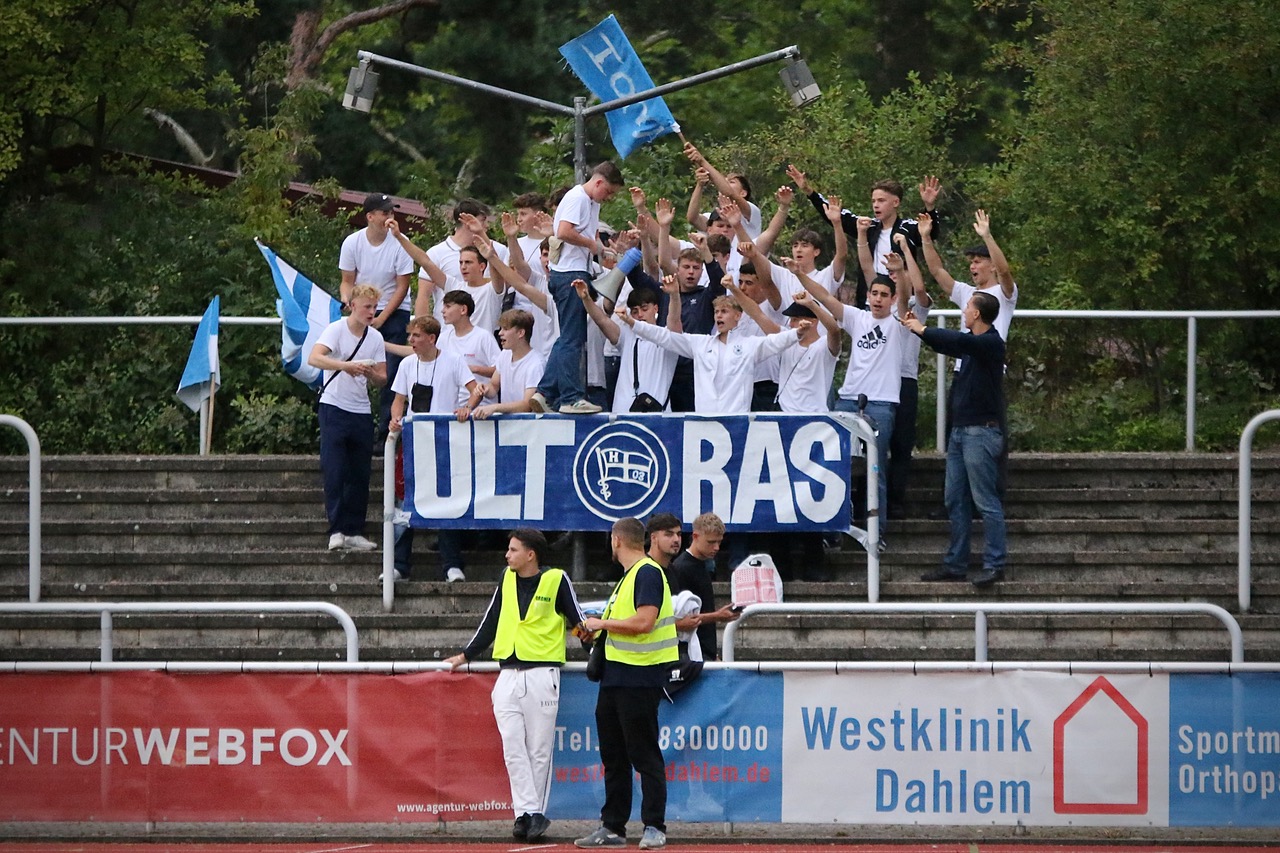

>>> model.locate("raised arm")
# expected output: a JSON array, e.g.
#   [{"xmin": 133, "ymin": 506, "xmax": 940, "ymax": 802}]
[
  {"xmin": 472, "ymin": 232, "xmax": 522, "ymax": 298},
  {"xmin": 753, "ymin": 185, "xmax": 793, "ymax": 256},
  {"xmin": 654, "ymin": 197, "xmax": 679, "ymax": 275},
  {"xmin": 793, "ymin": 289, "xmax": 842, "ymax": 357},
  {"xmin": 824, "ymin": 195, "xmax": 849, "ymax": 282},
  {"xmin": 684, "ymin": 141, "xmax": 751, "ymax": 220},
  {"xmin": 786, "ymin": 257, "xmax": 845, "ymax": 323},
  {"xmin": 973, "ymin": 209, "xmax": 1015, "ymax": 299},
  {"xmin": 853, "ymin": 215, "xmax": 876, "ymax": 285},
  {"xmin": 917, "ymin": 211, "xmax": 956, "ymax": 298},
  {"xmin": 661, "ymin": 274, "xmax": 683, "ymax": 334},
  {"xmin": 895, "ymin": 232, "xmax": 930, "ymax": 309},
  {"xmin": 738, "ymin": 241, "xmax": 781, "ymax": 309},
  {"xmin": 885, "ymin": 250, "xmax": 911, "ymax": 321},
  {"xmin": 686, "ymin": 168, "xmax": 710, "ymax": 231},
  {"xmin": 500, "ymin": 211, "xmax": 531, "ymax": 281},
  {"xmin": 574, "ymin": 277, "xmax": 621, "ymax": 346},
  {"xmin": 724, "ymin": 274, "xmax": 781, "ymax": 334}
]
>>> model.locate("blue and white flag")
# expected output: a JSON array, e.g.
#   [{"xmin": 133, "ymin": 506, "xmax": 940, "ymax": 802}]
[
  {"xmin": 560, "ymin": 15, "xmax": 680, "ymax": 158},
  {"xmin": 175, "ymin": 296, "xmax": 220, "ymax": 412},
  {"xmin": 256, "ymin": 239, "xmax": 343, "ymax": 389}
]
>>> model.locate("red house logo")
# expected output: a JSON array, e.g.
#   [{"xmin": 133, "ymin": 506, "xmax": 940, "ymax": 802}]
[{"xmin": 1053, "ymin": 676, "xmax": 1148, "ymax": 814}]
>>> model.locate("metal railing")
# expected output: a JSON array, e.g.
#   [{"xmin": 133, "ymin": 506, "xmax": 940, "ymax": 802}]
[
  {"xmin": 721, "ymin": 602, "xmax": 1245, "ymax": 664},
  {"xmin": 0, "ymin": 415, "xmax": 41, "ymax": 603},
  {"xmin": 1238, "ymin": 409, "xmax": 1280, "ymax": 613},
  {"xmin": 0, "ymin": 601, "xmax": 360, "ymax": 663},
  {"xmin": 928, "ymin": 308, "xmax": 1280, "ymax": 451},
  {"xmin": 4, "ymin": 308, "xmax": 1278, "ymax": 452}
]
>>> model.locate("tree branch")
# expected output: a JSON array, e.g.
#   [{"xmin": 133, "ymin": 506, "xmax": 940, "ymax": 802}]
[
  {"xmin": 286, "ymin": 0, "xmax": 440, "ymax": 90},
  {"xmin": 143, "ymin": 109, "xmax": 216, "ymax": 165}
]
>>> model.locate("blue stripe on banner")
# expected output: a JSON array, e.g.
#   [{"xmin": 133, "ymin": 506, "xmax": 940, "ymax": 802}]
[
  {"xmin": 403, "ymin": 413, "xmax": 856, "ymax": 532},
  {"xmin": 551, "ymin": 670, "xmax": 784, "ymax": 822},
  {"xmin": 559, "ymin": 15, "xmax": 678, "ymax": 158},
  {"xmin": 257, "ymin": 240, "xmax": 342, "ymax": 389}
]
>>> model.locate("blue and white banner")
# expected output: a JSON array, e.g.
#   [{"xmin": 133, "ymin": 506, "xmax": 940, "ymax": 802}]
[
  {"xmin": 559, "ymin": 15, "xmax": 680, "ymax": 158},
  {"xmin": 403, "ymin": 413, "xmax": 856, "ymax": 531},
  {"xmin": 175, "ymin": 296, "xmax": 220, "ymax": 412},
  {"xmin": 257, "ymin": 239, "xmax": 343, "ymax": 389}
]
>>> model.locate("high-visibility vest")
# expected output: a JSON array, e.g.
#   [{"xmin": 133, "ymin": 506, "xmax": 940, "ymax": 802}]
[
  {"xmin": 492, "ymin": 568, "xmax": 568, "ymax": 663},
  {"xmin": 603, "ymin": 557, "xmax": 678, "ymax": 665}
]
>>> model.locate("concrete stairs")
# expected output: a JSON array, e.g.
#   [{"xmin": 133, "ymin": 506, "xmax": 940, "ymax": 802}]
[{"xmin": 1, "ymin": 453, "xmax": 1277, "ymax": 664}]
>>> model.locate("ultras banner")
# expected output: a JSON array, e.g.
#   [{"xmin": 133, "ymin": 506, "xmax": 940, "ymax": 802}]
[{"xmin": 402, "ymin": 413, "xmax": 858, "ymax": 532}]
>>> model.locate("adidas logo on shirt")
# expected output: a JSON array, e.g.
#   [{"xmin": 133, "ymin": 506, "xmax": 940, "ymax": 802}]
[{"xmin": 855, "ymin": 325, "xmax": 888, "ymax": 351}]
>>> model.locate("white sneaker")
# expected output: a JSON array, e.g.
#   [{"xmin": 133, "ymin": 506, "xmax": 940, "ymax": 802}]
[
  {"xmin": 529, "ymin": 391, "xmax": 549, "ymax": 414},
  {"xmin": 445, "ymin": 567, "xmax": 466, "ymax": 583},
  {"xmin": 328, "ymin": 533, "xmax": 346, "ymax": 551},
  {"xmin": 344, "ymin": 535, "xmax": 377, "ymax": 551},
  {"xmin": 559, "ymin": 399, "xmax": 602, "ymax": 415}
]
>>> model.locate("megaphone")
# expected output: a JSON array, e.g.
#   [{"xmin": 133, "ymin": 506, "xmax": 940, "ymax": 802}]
[{"xmin": 592, "ymin": 248, "xmax": 643, "ymax": 304}]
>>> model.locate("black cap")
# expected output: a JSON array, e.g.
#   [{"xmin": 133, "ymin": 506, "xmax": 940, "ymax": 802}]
[
  {"xmin": 781, "ymin": 301, "xmax": 816, "ymax": 319},
  {"xmin": 362, "ymin": 193, "xmax": 397, "ymax": 213},
  {"xmin": 964, "ymin": 244, "xmax": 991, "ymax": 258}
]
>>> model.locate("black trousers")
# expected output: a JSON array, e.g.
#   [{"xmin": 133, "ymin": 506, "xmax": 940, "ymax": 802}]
[
  {"xmin": 887, "ymin": 377, "xmax": 919, "ymax": 512},
  {"xmin": 596, "ymin": 685, "xmax": 666, "ymax": 834}
]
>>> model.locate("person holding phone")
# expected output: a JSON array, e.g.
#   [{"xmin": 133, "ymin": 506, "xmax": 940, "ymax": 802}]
[{"xmin": 668, "ymin": 512, "xmax": 740, "ymax": 661}]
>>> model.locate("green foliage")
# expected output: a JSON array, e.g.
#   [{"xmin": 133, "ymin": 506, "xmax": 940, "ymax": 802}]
[{"xmin": 224, "ymin": 391, "xmax": 318, "ymax": 453}]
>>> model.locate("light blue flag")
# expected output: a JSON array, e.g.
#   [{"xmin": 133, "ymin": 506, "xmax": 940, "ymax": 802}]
[
  {"xmin": 175, "ymin": 296, "xmax": 220, "ymax": 412},
  {"xmin": 560, "ymin": 15, "xmax": 679, "ymax": 158},
  {"xmin": 256, "ymin": 239, "xmax": 343, "ymax": 389}
]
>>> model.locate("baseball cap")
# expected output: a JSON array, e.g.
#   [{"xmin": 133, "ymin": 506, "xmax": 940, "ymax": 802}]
[
  {"xmin": 781, "ymin": 302, "xmax": 816, "ymax": 319},
  {"xmin": 362, "ymin": 193, "xmax": 397, "ymax": 213}
]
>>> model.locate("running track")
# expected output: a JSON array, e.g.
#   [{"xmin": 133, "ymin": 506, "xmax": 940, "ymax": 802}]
[{"xmin": 0, "ymin": 843, "xmax": 1274, "ymax": 852}]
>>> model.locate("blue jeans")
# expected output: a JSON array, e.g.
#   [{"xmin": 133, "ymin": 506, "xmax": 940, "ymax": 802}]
[
  {"xmin": 537, "ymin": 269, "xmax": 590, "ymax": 407},
  {"xmin": 318, "ymin": 404, "xmax": 372, "ymax": 536},
  {"xmin": 943, "ymin": 425, "xmax": 1007, "ymax": 573},
  {"xmin": 834, "ymin": 397, "xmax": 895, "ymax": 531}
]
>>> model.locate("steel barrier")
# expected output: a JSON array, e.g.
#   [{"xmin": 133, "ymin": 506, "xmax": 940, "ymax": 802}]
[
  {"xmin": 721, "ymin": 601, "xmax": 1245, "ymax": 664},
  {"xmin": 1238, "ymin": 409, "xmax": 1280, "ymax": 613},
  {"xmin": 0, "ymin": 415, "xmax": 41, "ymax": 603},
  {"xmin": 0, "ymin": 601, "xmax": 360, "ymax": 663}
]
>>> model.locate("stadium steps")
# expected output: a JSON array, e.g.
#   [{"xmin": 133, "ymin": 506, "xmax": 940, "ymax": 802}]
[{"xmin": 0, "ymin": 452, "xmax": 1278, "ymax": 663}]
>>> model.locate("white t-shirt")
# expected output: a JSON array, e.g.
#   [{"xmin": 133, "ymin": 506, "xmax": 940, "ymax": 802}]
[
  {"xmin": 513, "ymin": 235, "xmax": 545, "ymax": 314},
  {"xmin": 894, "ymin": 297, "xmax": 931, "ymax": 380},
  {"xmin": 420, "ymin": 237, "xmax": 509, "ymax": 318},
  {"xmin": 494, "ymin": 349, "xmax": 545, "ymax": 407},
  {"xmin": 732, "ymin": 310, "xmax": 781, "ymax": 383},
  {"xmin": 836, "ymin": 308, "xmax": 904, "ymax": 404},
  {"xmin": 316, "ymin": 319, "xmax": 386, "ymax": 414},
  {"xmin": 632, "ymin": 323, "xmax": 800, "ymax": 414},
  {"xmin": 338, "ymin": 228, "xmax": 414, "ymax": 311},
  {"xmin": 613, "ymin": 323, "xmax": 679, "ymax": 413},
  {"xmin": 438, "ymin": 324, "xmax": 500, "ymax": 390},
  {"xmin": 390, "ymin": 349, "xmax": 475, "ymax": 413},
  {"xmin": 770, "ymin": 260, "xmax": 844, "ymax": 299},
  {"xmin": 776, "ymin": 337, "xmax": 838, "ymax": 413},
  {"xmin": 520, "ymin": 266, "xmax": 560, "ymax": 359},
  {"xmin": 551, "ymin": 184, "xmax": 599, "ymax": 272},
  {"xmin": 950, "ymin": 280, "xmax": 1018, "ymax": 342},
  {"xmin": 435, "ymin": 276, "xmax": 504, "ymax": 335}
]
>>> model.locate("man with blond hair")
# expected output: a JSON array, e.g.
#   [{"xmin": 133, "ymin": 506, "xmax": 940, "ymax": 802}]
[{"xmin": 668, "ymin": 512, "xmax": 738, "ymax": 661}]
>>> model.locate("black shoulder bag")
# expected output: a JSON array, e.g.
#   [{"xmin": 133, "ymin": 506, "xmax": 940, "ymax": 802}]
[
  {"xmin": 314, "ymin": 326, "xmax": 370, "ymax": 413},
  {"xmin": 628, "ymin": 335, "xmax": 667, "ymax": 413}
]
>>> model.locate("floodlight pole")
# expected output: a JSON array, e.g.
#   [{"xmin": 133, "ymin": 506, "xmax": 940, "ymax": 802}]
[{"xmin": 354, "ymin": 46, "xmax": 805, "ymax": 182}]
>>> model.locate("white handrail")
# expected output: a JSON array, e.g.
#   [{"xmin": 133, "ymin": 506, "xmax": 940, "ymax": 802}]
[
  {"xmin": 382, "ymin": 430, "xmax": 400, "ymax": 612},
  {"xmin": 720, "ymin": 601, "xmax": 1245, "ymax": 663},
  {"xmin": 1238, "ymin": 409, "xmax": 1280, "ymax": 613},
  {"xmin": 0, "ymin": 601, "xmax": 360, "ymax": 663},
  {"xmin": 0, "ymin": 415, "xmax": 41, "ymax": 602}
]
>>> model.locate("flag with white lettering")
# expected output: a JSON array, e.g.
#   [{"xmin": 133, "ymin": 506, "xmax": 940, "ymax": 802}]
[
  {"xmin": 559, "ymin": 15, "xmax": 679, "ymax": 158},
  {"xmin": 256, "ymin": 239, "xmax": 343, "ymax": 389}
]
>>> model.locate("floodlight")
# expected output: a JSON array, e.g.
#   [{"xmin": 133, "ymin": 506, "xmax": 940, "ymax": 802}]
[
  {"xmin": 780, "ymin": 57, "xmax": 821, "ymax": 108},
  {"xmin": 343, "ymin": 62, "xmax": 379, "ymax": 113}
]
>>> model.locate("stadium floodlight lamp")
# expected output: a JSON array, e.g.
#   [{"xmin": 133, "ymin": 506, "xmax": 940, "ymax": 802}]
[
  {"xmin": 343, "ymin": 61, "xmax": 379, "ymax": 113},
  {"xmin": 780, "ymin": 56, "xmax": 821, "ymax": 108}
]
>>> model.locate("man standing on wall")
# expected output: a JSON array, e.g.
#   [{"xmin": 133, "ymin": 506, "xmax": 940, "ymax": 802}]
[{"xmin": 576, "ymin": 517, "xmax": 679, "ymax": 850}]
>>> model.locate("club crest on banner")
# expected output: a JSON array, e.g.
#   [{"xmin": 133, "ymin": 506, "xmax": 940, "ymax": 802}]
[{"xmin": 573, "ymin": 421, "xmax": 670, "ymax": 520}]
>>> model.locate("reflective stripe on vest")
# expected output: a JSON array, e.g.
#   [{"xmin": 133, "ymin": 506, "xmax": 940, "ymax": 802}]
[
  {"xmin": 492, "ymin": 568, "xmax": 567, "ymax": 663},
  {"xmin": 603, "ymin": 557, "xmax": 679, "ymax": 665}
]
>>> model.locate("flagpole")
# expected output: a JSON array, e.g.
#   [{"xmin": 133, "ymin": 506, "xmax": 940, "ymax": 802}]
[{"xmin": 203, "ymin": 381, "xmax": 216, "ymax": 456}]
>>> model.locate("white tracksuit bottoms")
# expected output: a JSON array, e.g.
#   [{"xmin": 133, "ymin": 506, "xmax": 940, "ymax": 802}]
[{"xmin": 492, "ymin": 666, "xmax": 561, "ymax": 816}]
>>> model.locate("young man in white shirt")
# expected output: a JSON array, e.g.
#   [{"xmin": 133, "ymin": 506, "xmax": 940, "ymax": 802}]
[
  {"xmin": 798, "ymin": 263, "xmax": 910, "ymax": 534},
  {"xmin": 436, "ymin": 290, "xmax": 500, "ymax": 395},
  {"xmin": 574, "ymin": 280, "xmax": 680, "ymax": 414},
  {"xmin": 623, "ymin": 284, "xmax": 806, "ymax": 415},
  {"xmin": 308, "ymin": 284, "xmax": 387, "ymax": 553},
  {"xmin": 338, "ymin": 193, "xmax": 414, "ymax": 446},
  {"xmin": 532, "ymin": 161, "xmax": 625, "ymax": 416},
  {"xmin": 421, "ymin": 198, "xmax": 510, "ymax": 309},
  {"xmin": 389, "ymin": 315, "xmax": 482, "ymax": 582},
  {"xmin": 472, "ymin": 310, "xmax": 545, "ymax": 419},
  {"xmin": 920, "ymin": 209, "xmax": 1017, "ymax": 343}
]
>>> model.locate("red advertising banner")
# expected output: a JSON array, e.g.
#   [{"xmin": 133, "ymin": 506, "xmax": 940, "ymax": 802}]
[{"xmin": 0, "ymin": 672, "xmax": 510, "ymax": 823}]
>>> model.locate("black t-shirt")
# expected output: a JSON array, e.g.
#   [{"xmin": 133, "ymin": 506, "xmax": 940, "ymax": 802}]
[{"xmin": 669, "ymin": 550, "xmax": 718, "ymax": 660}]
